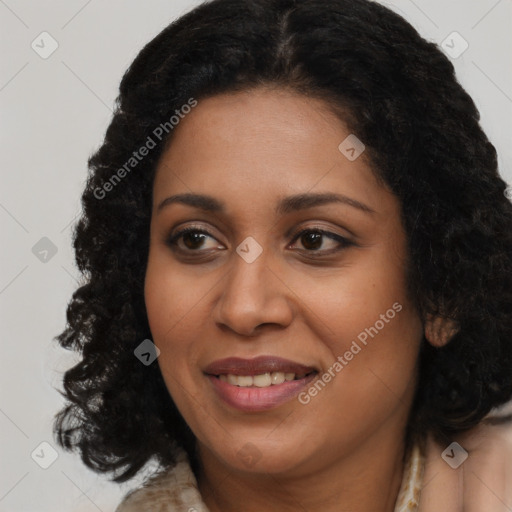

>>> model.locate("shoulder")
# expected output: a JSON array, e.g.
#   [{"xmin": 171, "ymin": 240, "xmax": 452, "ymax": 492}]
[
  {"xmin": 419, "ymin": 403, "xmax": 512, "ymax": 512},
  {"xmin": 115, "ymin": 449, "xmax": 209, "ymax": 512}
]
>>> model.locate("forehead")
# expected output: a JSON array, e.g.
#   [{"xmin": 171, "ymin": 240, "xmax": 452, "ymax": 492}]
[{"xmin": 152, "ymin": 87, "xmax": 395, "ymax": 219}]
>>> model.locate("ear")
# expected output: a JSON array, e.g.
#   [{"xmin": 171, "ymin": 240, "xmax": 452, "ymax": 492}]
[{"xmin": 424, "ymin": 314, "xmax": 459, "ymax": 347}]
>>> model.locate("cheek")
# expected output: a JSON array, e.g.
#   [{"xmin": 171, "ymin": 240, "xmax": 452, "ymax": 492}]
[
  {"xmin": 297, "ymin": 246, "xmax": 417, "ymax": 352},
  {"xmin": 144, "ymin": 256, "xmax": 201, "ymax": 387},
  {"xmin": 144, "ymin": 251, "xmax": 225, "ymax": 403},
  {"xmin": 321, "ymin": 276, "xmax": 419, "ymax": 356},
  {"xmin": 144, "ymin": 252, "xmax": 209, "ymax": 342},
  {"xmin": 297, "ymin": 285, "xmax": 421, "ymax": 446},
  {"xmin": 298, "ymin": 237, "xmax": 422, "ymax": 400}
]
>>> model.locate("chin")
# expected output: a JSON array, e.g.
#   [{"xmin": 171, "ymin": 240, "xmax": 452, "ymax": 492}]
[{"xmin": 203, "ymin": 432, "xmax": 319, "ymax": 476}]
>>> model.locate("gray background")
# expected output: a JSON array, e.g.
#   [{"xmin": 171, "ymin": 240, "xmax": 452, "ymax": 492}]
[{"xmin": 1, "ymin": 1, "xmax": 511, "ymax": 510}]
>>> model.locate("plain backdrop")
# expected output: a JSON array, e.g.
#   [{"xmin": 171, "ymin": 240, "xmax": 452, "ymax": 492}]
[{"xmin": 1, "ymin": 1, "xmax": 511, "ymax": 511}]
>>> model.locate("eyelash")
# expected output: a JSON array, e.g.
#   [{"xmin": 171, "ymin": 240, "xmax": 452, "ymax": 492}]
[{"xmin": 166, "ymin": 225, "xmax": 354, "ymax": 257}]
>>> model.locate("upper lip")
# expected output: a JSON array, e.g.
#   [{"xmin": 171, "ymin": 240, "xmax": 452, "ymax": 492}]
[{"xmin": 203, "ymin": 356, "xmax": 318, "ymax": 376}]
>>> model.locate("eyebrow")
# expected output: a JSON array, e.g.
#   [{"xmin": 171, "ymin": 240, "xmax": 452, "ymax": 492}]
[{"xmin": 156, "ymin": 192, "xmax": 375, "ymax": 215}]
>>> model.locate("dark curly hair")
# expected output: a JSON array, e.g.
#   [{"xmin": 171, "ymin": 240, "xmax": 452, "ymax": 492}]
[{"xmin": 53, "ymin": 0, "xmax": 512, "ymax": 483}]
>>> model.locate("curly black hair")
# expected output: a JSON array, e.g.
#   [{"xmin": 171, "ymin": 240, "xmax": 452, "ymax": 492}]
[{"xmin": 53, "ymin": 0, "xmax": 512, "ymax": 483}]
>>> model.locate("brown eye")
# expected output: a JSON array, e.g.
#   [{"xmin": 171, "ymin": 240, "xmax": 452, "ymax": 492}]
[
  {"xmin": 182, "ymin": 231, "xmax": 208, "ymax": 250},
  {"xmin": 290, "ymin": 228, "xmax": 353, "ymax": 254},
  {"xmin": 167, "ymin": 227, "xmax": 223, "ymax": 252},
  {"xmin": 300, "ymin": 231, "xmax": 323, "ymax": 250}
]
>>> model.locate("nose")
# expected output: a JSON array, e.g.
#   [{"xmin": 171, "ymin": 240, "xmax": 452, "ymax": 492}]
[{"xmin": 213, "ymin": 247, "xmax": 294, "ymax": 337}]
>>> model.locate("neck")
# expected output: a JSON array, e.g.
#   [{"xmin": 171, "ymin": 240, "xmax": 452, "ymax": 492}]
[{"xmin": 196, "ymin": 425, "xmax": 408, "ymax": 512}]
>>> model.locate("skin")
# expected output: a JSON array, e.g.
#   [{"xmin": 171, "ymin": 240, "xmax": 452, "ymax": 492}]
[
  {"xmin": 420, "ymin": 419, "xmax": 512, "ymax": 511},
  {"xmin": 144, "ymin": 86, "xmax": 427, "ymax": 512}
]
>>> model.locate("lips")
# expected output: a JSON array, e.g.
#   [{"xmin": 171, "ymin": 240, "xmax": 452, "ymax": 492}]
[
  {"xmin": 204, "ymin": 356, "xmax": 319, "ymax": 412},
  {"xmin": 203, "ymin": 356, "xmax": 317, "ymax": 376}
]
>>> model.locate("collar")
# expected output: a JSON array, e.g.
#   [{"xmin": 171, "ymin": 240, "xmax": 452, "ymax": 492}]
[{"xmin": 116, "ymin": 442, "xmax": 425, "ymax": 512}]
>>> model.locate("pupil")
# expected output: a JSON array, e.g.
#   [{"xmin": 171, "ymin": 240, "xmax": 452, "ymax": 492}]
[
  {"xmin": 302, "ymin": 232, "xmax": 322, "ymax": 250},
  {"xmin": 183, "ymin": 232, "xmax": 205, "ymax": 249}
]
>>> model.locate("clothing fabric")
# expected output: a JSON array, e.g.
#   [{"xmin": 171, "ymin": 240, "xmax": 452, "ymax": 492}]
[{"xmin": 115, "ymin": 442, "xmax": 424, "ymax": 512}]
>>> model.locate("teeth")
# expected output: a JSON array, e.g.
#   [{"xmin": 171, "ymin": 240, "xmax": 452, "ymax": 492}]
[
  {"xmin": 218, "ymin": 371, "xmax": 309, "ymax": 387},
  {"xmin": 271, "ymin": 372, "xmax": 285, "ymax": 385},
  {"xmin": 253, "ymin": 373, "xmax": 272, "ymax": 387},
  {"xmin": 238, "ymin": 375, "xmax": 254, "ymax": 387}
]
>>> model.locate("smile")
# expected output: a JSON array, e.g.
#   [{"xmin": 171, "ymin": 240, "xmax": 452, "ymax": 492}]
[
  {"xmin": 217, "ymin": 371, "xmax": 312, "ymax": 387},
  {"xmin": 204, "ymin": 356, "xmax": 318, "ymax": 411}
]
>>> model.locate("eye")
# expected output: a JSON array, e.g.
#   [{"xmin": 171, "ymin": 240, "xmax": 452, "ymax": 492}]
[
  {"xmin": 166, "ymin": 225, "xmax": 354, "ymax": 257},
  {"xmin": 289, "ymin": 228, "xmax": 353, "ymax": 255},
  {"xmin": 166, "ymin": 226, "xmax": 224, "ymax": 252}
]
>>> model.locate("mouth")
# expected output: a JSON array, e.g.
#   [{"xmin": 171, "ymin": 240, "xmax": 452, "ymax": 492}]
[
  {"xmin": 204, "ymin": 356, "xmax": 319, "ymax": 411},
  {"xmin": 213, "ymin": 370, "xmax": 317, "ymax": 387}
]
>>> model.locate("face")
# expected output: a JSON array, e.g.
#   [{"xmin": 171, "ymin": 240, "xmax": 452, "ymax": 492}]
[{"xmin": 144, "ymin": 87, "xmax": 424, "ymax": 477}]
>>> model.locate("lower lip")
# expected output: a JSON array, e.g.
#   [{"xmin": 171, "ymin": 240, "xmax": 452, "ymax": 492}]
[{"xmin": 206, "ymin": 373, "xmax": 317, "ymax": 412}]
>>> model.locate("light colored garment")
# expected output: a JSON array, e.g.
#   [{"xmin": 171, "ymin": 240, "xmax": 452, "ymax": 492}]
[
  {"xmin": 115, "ymin": 447, "xmax": 212, "ymax": 512},
  {"xmin": 115, "ymin": 442, "xmax": 424, "ymax": 512},
  {"xmin": 116, "ymin": 404, "xmax": 512, "ymax": 512}
]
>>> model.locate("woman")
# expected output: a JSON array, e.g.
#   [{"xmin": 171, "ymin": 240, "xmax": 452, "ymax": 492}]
[{"xmin": 53, "ymin": 0, "xmax": 512, "ymax": 510}]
